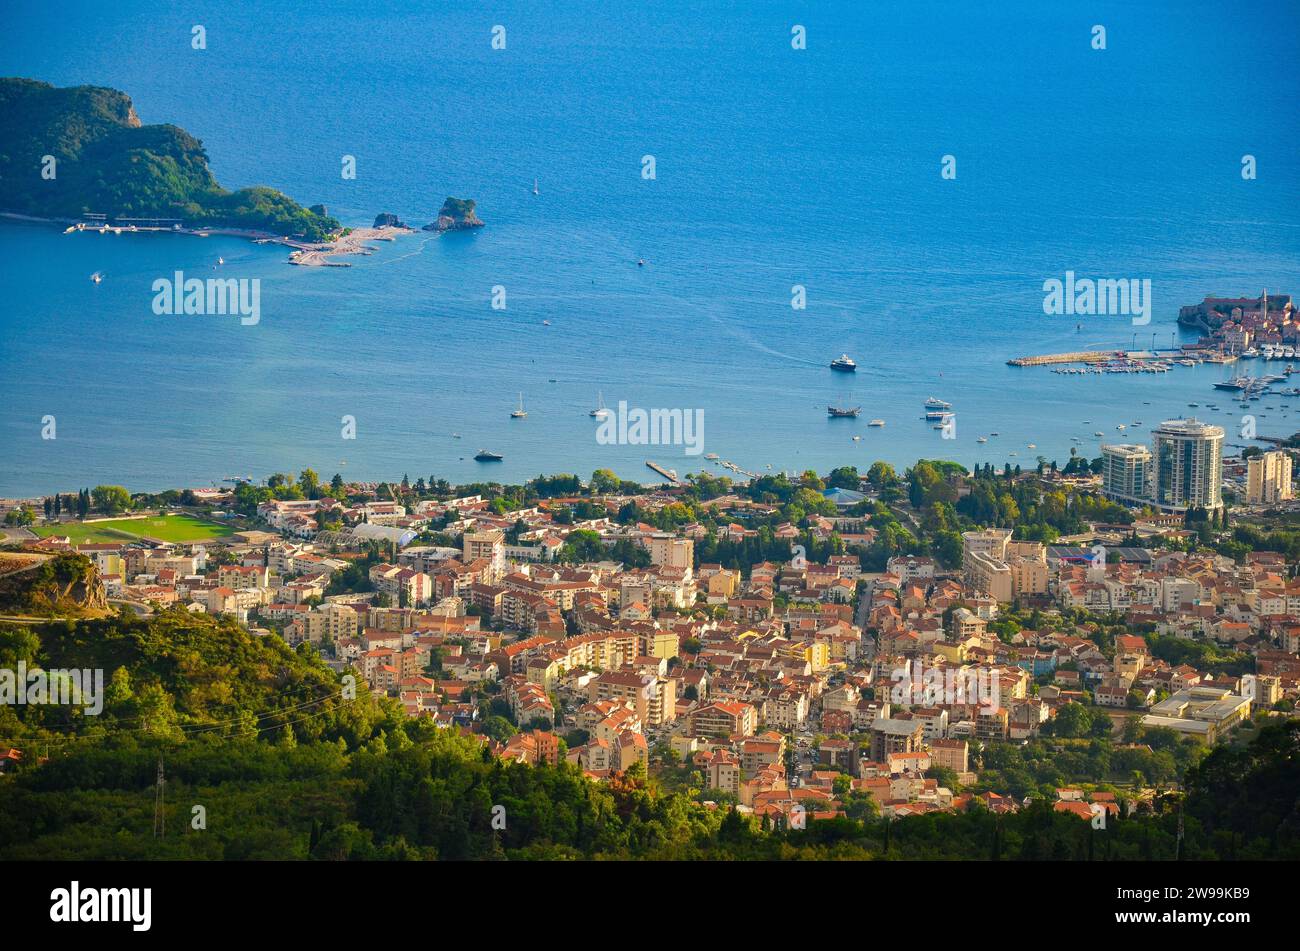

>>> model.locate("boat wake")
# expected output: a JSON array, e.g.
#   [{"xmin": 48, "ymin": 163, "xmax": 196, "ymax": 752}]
[{"xmin": 357, "ymin": 233, "xmax": 439, "ymax": 267}]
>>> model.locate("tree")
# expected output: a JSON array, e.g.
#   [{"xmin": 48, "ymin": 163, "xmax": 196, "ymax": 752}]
[
  {"xmin": 4, "ymin": 507, "xmax": 35, "ymax": 526},
  {"xmin": 867, "ymin": 461, "xmax": 897, "ymax": 489},
  {"xmin": 90, "ymin": 485, "xmax": 131, "ymax": 514},
  {"xmin": 298, "ymin": 469, "xmax": 321, "ymax": 498}
]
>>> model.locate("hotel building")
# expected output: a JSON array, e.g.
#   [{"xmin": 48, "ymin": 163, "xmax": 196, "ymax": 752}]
[
  {"xmin": 1100, "ymin": 443, "xmax": 1152, "ymax": 506},
  {"xmin": 1151, "ymin": 418, "xmax": 1224, "ymax": 513}
]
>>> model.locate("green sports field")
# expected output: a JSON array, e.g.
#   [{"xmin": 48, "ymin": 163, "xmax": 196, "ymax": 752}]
[{"xmin": 32, "ymin": 514, "xmax": 235, "ymax": 544}]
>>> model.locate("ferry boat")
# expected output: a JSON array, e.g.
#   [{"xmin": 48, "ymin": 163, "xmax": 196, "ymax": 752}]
[
  {"xmin": 827, "ymin": 405, "xmax": 861, "ymax": 418},
  {"xmin": 830, "ymin": 354, "xmax": 857, "ymax": 372},
  {"xmin": 868, "ymin": 419, "xmax": 885, "ymax": 427},
  {"xmin": 590, "ymin": 391, "xmax": 610, "ymax": 419},
  {"xmin": 474, "ymin": 450, "xmax": 504, "ymax": 461},
  {"xmin": 924, "ymin": 397, "xmax": 951, "ymax": 410},
  {"xmin": 510, "ymin": 393, "xmax": 527, "ymax": 418}
]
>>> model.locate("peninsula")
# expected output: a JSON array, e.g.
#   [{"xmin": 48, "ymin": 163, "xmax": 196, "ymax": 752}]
[{"xmin": 0, "ymin": 78, "xmax": 340, "ymax": 241}]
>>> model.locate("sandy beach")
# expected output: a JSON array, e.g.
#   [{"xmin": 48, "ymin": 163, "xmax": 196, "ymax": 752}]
[{"xmin": 285, "ymin": 225, "xmax": 417, "ymax": 267}]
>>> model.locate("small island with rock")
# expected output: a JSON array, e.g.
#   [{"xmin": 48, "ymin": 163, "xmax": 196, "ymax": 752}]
[
  {"xmin": 424, "ymin": 197, "xmax": 484, "ymax": 232},
  {"xmin": 0, "ymin": 79, "xmax": 489, "ymax": 267}
]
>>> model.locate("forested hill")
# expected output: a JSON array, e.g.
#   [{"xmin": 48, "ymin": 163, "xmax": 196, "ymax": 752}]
[
  {"xmin": 0, "ymin": 78, "xmax": 339, "ymax": 240},
  {"xmin": 0, "ymin": 610, "xmax": 1296, "ymax": 860}
]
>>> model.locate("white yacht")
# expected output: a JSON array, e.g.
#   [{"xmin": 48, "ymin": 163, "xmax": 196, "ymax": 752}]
[{"xmin": 590, "ymin": 391, "xmax": 609, "ymax": 419}]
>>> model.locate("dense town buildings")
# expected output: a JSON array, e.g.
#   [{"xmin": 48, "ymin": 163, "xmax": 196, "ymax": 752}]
[{"xmin": 11, "ymin": 455, "xmax": 1298, "ymax": 824}]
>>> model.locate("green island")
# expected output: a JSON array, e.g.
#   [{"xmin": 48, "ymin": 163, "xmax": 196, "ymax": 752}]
[{"xmin": 0, "ymin": 78, "xmax": 339, "ymax": 241}]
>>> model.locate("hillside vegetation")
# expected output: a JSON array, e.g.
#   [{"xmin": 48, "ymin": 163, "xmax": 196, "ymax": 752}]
[
  {"xmin": 0, "ymin": 609, "xmax": 1295, "ymax": 860},
  {"xmin": 0, "ymin": 78, "xmax": 339, "ymax": 240}
]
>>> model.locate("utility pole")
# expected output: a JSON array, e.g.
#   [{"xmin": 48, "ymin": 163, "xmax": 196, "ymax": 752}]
[{"xmin": 153, "ymin": 754, "xmax": 165, "ymax": 838}]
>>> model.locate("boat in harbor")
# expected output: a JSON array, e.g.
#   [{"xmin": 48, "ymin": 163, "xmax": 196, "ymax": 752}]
[
  {"xmin": 474, "ymin": 450, "xmax": 504, "ymax": 461},
  {"xmin": 830, "ymin": 354, "xmax": 857, "ymax": 372},
  {"xmin": 1214, "ymin": 376, "xmax": 1257, "ymax": 391},
  {"xmin": 590, "ymin": 391, "xmax": 610, "ymax": 418},
  {"xmin": 977, "ymin": 436, "xmax": 988, "ymax": 443},
  {"xmin": 511, "ymin": 393, "xmax": 527, "ymax": 418},
  {"xmin": 827, "ymin": 405, "xmax": 861, "ymax": 417},
  {"xmin": 868, "ymin": 419, "xmax": 885, "ymax": 427},
  {"xmin": 705, "ymin": 453, "xmax": 720, "ymax": 460},
  {"xmin": 923, "ymin": 396, "xmax": 952, "ymax": 420}
]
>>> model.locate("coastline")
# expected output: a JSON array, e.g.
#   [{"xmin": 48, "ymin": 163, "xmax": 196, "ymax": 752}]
[{"xmin": 0, "ymin": 211, "xmax": 417, "ymax": 267}]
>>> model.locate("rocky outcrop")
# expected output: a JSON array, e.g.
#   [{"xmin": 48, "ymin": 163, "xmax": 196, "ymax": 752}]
[
  {"xmin": 0, "ymin": 553, "xmax": 108, "ymax": 617},
  {"xmin": 373, "ymin": 212, "xmax": 407, "ymax": 229},
  {"xmin": 423, "ymin": 197, "xmax": 484, "ymax": 232}
]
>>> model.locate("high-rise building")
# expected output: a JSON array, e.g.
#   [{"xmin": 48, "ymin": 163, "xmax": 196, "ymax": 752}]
[
  {"xmin": 463, "ymin": 529, "xmax": 506, "ymax": 580},
  {"xmin": 1100, "ymin": 443, "xmax": 1152, "ymax": 506},
  {"xmin": 1151, "ymin": 418, "xmax": 1224, "ymax": 512},
  {"xmin": 1246, "ymin": 450, "xmax": 1293, "ymax": 504},
  {"xmin": 649, "ymin": 535, "xmax": 694, "ymax": 574}
]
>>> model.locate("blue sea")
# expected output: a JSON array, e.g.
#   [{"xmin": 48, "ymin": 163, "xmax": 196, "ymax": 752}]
[{"xmin": 1, "ymin": 0, "xmax": 1298, "ymax": 495}]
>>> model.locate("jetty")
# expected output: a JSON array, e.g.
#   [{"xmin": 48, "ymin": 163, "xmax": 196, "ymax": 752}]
[
  {"xmin": 646, "ymin": 461, "xmax": 680, "ymax": 484},
  {"xmin": 1008, "ymin": 350, "xmax": 1123, "ymax": 366}
]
